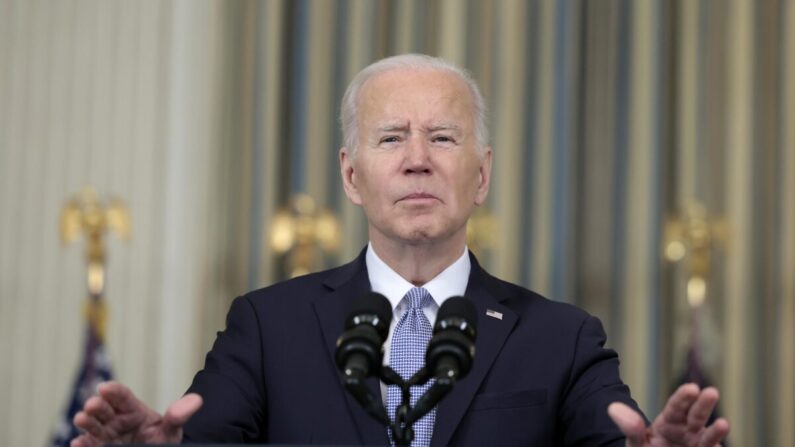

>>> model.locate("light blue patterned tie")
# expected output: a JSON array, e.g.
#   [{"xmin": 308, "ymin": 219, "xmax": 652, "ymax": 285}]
[{"xmin": 387, "ymin": 287, "xmax": 435, "ymax": 447}]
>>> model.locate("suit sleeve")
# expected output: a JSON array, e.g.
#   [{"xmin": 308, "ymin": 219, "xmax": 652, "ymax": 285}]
[
  {"xmin": 559, "ymin": 315, "xmax": 648, "ymax": 446},
  {"xmin": 182, "ymin": 296, "xmax": 267, "ymax": 443}
]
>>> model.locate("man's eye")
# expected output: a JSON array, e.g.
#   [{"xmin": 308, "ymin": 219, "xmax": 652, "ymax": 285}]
[
  {"xmin": 432, "ymin": 135, "xmax": 454, "ymax": 143},
  {"xmin": 380, "ymin": 136, "xmax": 400, "ymax": 144}
]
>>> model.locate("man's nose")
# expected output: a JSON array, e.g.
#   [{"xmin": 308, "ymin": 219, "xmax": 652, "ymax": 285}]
[{"xmin": 403, "ymin": 137, "xmax": 432, "ymax": 174}]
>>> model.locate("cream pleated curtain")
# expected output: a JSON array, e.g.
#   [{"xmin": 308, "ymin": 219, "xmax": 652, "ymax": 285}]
[{"xmin": 0, "ymin": 1, "xmax": 793, "ymax": 446}]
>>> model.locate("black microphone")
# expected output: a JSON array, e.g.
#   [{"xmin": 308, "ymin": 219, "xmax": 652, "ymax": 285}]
[
  {"xmin": 335, "ymin": 292, "xmax": 392, "ymax": 380},
  {"xmin": 335, "ymin": 292, "xmax": 393, "ymax": 425},
  {"xmin": 425, "ymin": 296, "xmax": 477, "ymax": 380},
  {"xmin": 406, "ymin": 296, "xmax": 477, "ymax": 425}
]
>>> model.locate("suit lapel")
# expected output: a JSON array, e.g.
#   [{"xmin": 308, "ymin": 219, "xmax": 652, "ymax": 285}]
[
  {"xmin": 431, "ymin": 254, "xmax": 518, "ymax": 447},
  {"xmin": 312, "ymin": 251, "xmax": 391, "ymax": 446}
]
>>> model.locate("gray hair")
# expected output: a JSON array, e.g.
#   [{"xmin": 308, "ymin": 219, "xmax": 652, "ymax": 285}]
[{"xmin": 340, "ymin": 54, "xmax": 489, "ymax": 155}]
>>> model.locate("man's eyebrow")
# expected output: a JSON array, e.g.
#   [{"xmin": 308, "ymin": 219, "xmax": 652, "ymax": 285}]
[
  {"xmin": 377, "ymin": 123, "xmax": 410, "ymax": 132},
  {"xmin": 426, "ymin": 123, "xmax": 462, "ymax": 133}
]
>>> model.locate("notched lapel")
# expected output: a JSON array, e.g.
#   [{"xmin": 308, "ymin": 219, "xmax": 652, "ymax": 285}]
[
  {"xmin": 312, "ymin": 255, "xmax": 390, "ymax": 446},
  {"xmin": 431, "ymin": 260, "xmax": 519, "ymax": 447}
]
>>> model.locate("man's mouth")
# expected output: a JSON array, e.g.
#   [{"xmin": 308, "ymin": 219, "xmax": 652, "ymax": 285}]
[
  {"xmin": 404, "ymin": 193, "xmax": 436, "ymax": 199},
  {"xmin": 398, "ymin": 192, "xmax": 440, "ymax": 203}
]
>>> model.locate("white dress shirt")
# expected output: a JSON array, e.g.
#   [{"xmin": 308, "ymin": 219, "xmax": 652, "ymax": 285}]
[{"xmin": 365, "ymin": 242, "xmax": 471, "ymax": 400}]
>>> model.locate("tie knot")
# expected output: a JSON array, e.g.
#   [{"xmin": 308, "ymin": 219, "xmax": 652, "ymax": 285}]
[{"xmin": 404, "ymin": 287, "xmax": 433, "ymax": 310}]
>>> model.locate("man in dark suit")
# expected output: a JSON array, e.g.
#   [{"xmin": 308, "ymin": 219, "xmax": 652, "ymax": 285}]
[{"xmin": 72, "ymin": 54, "xmax": 729, "ymax": 446}]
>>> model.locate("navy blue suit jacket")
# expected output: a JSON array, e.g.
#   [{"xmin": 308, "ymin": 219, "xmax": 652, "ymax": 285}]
[{"xmin": 183, "ymin": 250, "xmax": 643, "ymax": 445}]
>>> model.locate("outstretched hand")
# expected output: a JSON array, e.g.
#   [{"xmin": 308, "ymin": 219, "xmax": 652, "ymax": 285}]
[
  {"xmin": 608, "ymin": 383, "xmax": 730, "ymax": 447},
  {"xmin": 71, "ymin": 381, "xmax": 202, "ymax": 447}
]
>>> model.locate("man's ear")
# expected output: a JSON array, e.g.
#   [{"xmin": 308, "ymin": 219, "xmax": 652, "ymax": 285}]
[
  {"xmin": 474, "ymin": 147, "xmax": 492, "ymax": 206},
  {"xmin": 339, "ymin": 147, "xmax": 362, "ymax": 205}
]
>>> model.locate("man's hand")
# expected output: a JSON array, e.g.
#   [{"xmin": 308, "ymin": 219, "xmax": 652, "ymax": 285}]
[
  {"xmin": 608, "ymin": 383, "xmax": 730, "ymax": 447},
  {"xmin": 70, "ymin": 381, "xmax": 202, "ymax": 447}
]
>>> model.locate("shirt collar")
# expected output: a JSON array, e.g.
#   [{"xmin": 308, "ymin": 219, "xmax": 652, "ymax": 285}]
[{"xmin": 365, "ymin": 242, "xmax": 471, "ymax": 311}]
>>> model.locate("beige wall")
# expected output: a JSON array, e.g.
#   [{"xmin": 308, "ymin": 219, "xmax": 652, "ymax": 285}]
[{"xmin": 0, "ymin": 1, "xmax": 249, "ymax": 444}]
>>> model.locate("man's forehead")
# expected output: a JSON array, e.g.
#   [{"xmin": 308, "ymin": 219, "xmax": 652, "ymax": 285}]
[
  {"xmin": 358, "ymin": 71, "xmax": 474, "ymax": 124},
  {"xmin": 360, "ymin": 68, "xmax": 470, "ymax": 102}
]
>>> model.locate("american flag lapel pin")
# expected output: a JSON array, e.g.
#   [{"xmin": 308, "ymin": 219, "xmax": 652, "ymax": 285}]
[{"xmin": 486, "ymin": 309, "xmax": 503, "ymax": 320}]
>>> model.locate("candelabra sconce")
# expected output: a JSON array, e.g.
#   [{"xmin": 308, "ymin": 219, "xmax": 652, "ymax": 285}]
[
  {"xmin": 664, "ymin": 201, "xmax": 728, "ymax": 308},
  {"xmin": 269, "ymin": 193, "xmax": 340, "ymax": 278},
  {"xmin": 466, "ymin": 207, "xmax": 497, "ymax": 259},
  {"xmin": 59, "ymin": 186, "xmax": 130, "ymax": 341}
]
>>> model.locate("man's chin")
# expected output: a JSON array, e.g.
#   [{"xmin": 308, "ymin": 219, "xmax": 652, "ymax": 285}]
[
  {"xmin": 401, "ymin": 234, "xmax": 437, "ymax": 245},
  {"xmin": 395, "ymin": 228, "xmax": 459, "ymax": 246},
  {"xmin": 379, "ymin": 227, "xmax": 438, "ymax": 245},
  {"xmin": 369, "ymin": 219, "xmax": 465, "ymax": 247}
]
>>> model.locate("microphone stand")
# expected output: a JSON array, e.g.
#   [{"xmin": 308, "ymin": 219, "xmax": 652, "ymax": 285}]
[
  {"xmin": 380, "ymin": 366, "xmax": 415, "ymax": 446},
  {"xmin": 340, "ymin": 368, "xmax": 390, "ymax": 426},
  {"xmin": 341, "ymin": 364, "xmax": 460, "ymax": 446}
]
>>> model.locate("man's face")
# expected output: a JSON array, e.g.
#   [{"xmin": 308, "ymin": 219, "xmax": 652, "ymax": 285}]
[{"xmin": 340, "ymin": 68, "xmax": 492, "ymax": 248}]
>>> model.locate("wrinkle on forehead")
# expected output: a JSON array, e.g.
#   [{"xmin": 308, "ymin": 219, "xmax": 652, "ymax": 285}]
[
  {"xmin": 424, "ymin": 122, "xmax": 462, "ymax": 133},
  {"xmin": 360, "ymin": 68, "xmax": 473, "ymax": 107},
  {"xmin": 358, "ymin": 71, "xmax": 475, "ymax": 130}
]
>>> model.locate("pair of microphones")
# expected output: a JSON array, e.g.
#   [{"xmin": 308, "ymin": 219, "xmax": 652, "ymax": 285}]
[{"xmin": 335, "ymin": 292, "xmax": 478, "ymax": 446}]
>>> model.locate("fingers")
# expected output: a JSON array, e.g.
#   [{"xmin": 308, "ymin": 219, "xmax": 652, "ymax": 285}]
[
  {"xmin": 73, "ymin": 410, "xmax": 110, "ymax": 441},
  {"xmin": 73, "ymin": 387, "xmax": 124, "ymax": 441},
  {"xmin": 699, "ymin": 417, "xmax": 730, "ymax": 447},
  {"xmin": 72, "ymin": 382, "xmax": 119, "ymax": 444},
  {"xmin": 607, "ymin": 402, "xmax": 647, "ymax": 447},
  {"xmin": 654, "ymin": 418, "xmax": 687, "ymax": 441},
  {"xmin": 678, "ymin": 385, "xmax": 728, "ymax": 444},
  {"xmin": 74, "ymin": 380, "xmax": 155, "ymax": 443},
  {"xmin": 687, "ymin": 386, "xmax": 720, "ymax": 431},
  {"xmin": 70, "ymin": 433, "xmax": 103, "ymax": 447},
  {"xmin": 84, "ymin": 395, "xmax": 116, "ymax": 424},
  {"xmin": 98, "ymin": 381, "xmax": 144, "ymax": 415},
  {"xmin": 660, "ymin": 383, "xmax": 700, "ymax": 425},
  {"xmin": 651, "ymin": 383, "xmax": 730, "ymax": 446},
  {"xmin": 648, "ymin": 384, "xmax": 700, "ymax": 442},
  {"xmin": 165, "ymin": 393, "xmax": 203, "ymax": 426},
  {"xmin": 161, "ymin": 393, "xmax": 203, "ymax": 439}
]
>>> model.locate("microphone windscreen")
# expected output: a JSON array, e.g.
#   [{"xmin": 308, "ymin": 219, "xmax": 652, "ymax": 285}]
[
  {"xmin": 346, "ymin": 292, "xmax": 393, "ymax": 338},
  {"xmin": 348, "ymin": 291, "xmax": 392, "ymax": 319},
  {"xmin": 436, "ymin": 296, "xmax": 477, "ymax": 332}
]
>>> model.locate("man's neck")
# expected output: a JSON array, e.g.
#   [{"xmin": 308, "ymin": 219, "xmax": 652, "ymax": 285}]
[{"xmin": 369, "ymin": 234, "xmax": 467, "ymax": 286}]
